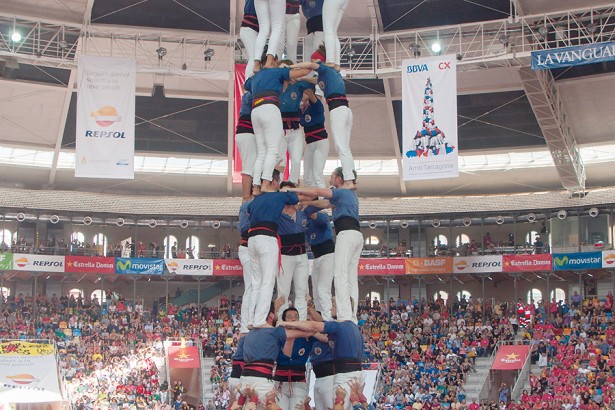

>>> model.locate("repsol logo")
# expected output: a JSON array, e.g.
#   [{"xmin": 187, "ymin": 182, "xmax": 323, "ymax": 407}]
[
  {"xmin": 407, "ymin": 64, "xmax": 429, "ymax": 73},
  {"xmin": 471, "ymin": 262, "xmax": 501, "ymax": 268},
  {"xmin": 84, "ymin": 131, "xmax": 126, "ymax": 138},
  {"xmin": 181, "ymin": 265, "xmax": 211, "ymax": 270},
  {"xmin": 32, "ymin": 261, "xmax": 62, "ymax": 267}
]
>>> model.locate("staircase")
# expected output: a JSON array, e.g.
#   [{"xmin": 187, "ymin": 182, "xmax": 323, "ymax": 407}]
[
  {"xmin": 518, "ymin": 363, "xmax": 540, "ymax": 397},
  {"xmin": 463, "ymin": 356, "xmax": 493, "ymax": 402},
  {"xmin": 201, "ymin": 356, "xmax": 216, "ymax": 403}
]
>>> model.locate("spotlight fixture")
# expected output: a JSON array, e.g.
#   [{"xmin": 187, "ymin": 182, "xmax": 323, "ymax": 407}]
[
  {"xmin": 538, "ymin": 26, "xmax": 548, "ymax": 38},
  {"xmin": 409, "ymin": 43, "xmax": 421, "ymax": 58},
  {"xmin": 346, "ymin": 49, "xmax": 356, "ymax": 58},
  {"xmin": 204, "ymin": 48, "xmax": 215, "ymax": 61},
  {"xmin": 59, "ymin": 40, "xmax": 68, "ymax": 49},
  {"xmin": 431, "ymin": 42, "xmax": 442, "ymax": 54},
  {"xmin": 586, "ymin": 22, "xmax": 598, "ymax": 34},
  {"xmin": 456, "ymin": 53, "xmax": 463, "ymax": 61},
  {"xmin": 11, "ymin": 32, "xmax": 21, "ymax": 42},
  {"xmin": 156, "ymin": 47, "xmax": 167, "ymax": 60},
  {"xmin": 499, "ymin": 34, "xmax": 510, "ymax": 47},
  {"xmin": 181, "ymin": 63, "xmax": 187, "ymax": 70}
]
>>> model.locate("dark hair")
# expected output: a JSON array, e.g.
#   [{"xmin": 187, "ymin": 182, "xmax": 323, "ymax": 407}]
[
  {"xmin": 272, "ymin": 169, "xmax": 281, "ymax": 182},
  {"xmin": 279, "ymin": 59, "xmax": 294, "ymax": 66},
  {"xmin": 317, "ymin": 44, "xmax": 326, "ymax": 59},
  {"xmin": 282, "ymin": 307, "xmax": 298, "ymax": 321},
  {"xmin": 280, "ymin": 181, "xmax": 296, "ymax": 189},
  {"xmin": 332, "ymin": 167, "xmax": 358, "ymax": 182}
]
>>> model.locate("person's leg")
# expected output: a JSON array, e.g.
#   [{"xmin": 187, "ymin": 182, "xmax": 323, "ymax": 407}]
[
  {"xmin": 333, "ymin": 371, "xmax": 364, "ymax": 409},
  {"xmin": 276, "ymin": 382, "xmax": 291, "ymax": 409},
  {"xmin": 347, "ymin": 231, "xmax": 363, "ymax": 323},
  {"xmin": 288, "ymin": 382, "xmax": 308, "ymax": 410},
  {"xmin": 236, "ymin": 132, "xmax": 256, "ymax": 199},
  {"xmin": 260, "ymin": 105, "xmax": 283, "ymax": 191},
  {"xmin": 311, "ymin": 138, "xmax": 330, "ymax": 188},
  {"xmin": 323, "ymin": 0, "xmax": 348, "ymax": 64},
  {"xmin": 239, "ymin": 27, "xmax": 258, "ymax": 77},
  {"xmin": 251, "ymin": 109, "xmax": 267, "ymax": 188},
  {"xmin": 250, "ymin": 236, "xmax": 279, "ymax": 327},
  {"xmin": 333, "ymin": 231, "xmax": 353, "ymax": 322},
  {"xmin": 285, "ymin": 13, "xmax": 301, "ymax": 63},
  {"xmin": 253, "ymin": 0, "xmax": 271, "ymax": 67},
  {"xmin": 286, "ymin": 128, "xmax": 304, "ymax": 184},
  {"xmin": 267, "ymin": 0, "xmax": 286, "ymax": 64},
  {"xmin": 329, "ymin": 106, "xmax": 355, "ymax": 181},
  {"xmin": 293, "ymin": 254, "xmax": 310, "ymax": 320},
  {"xmin": 314, "ymin": 376, "xmax": 334, "ymax": 410},
  {"xmin": 238, "ymin": 245, "xmax": 253, "ymax": 332},
  {"xmin": 276, "ymin": 254, "xmax": 294, "ymax": 321},
  {"xmin": 313, "ymin": 252, "xmax": 334, "ymax": 320},
  {"xmin": 302, "ymin": 142, "xmax": 315, "ymax": 187}
]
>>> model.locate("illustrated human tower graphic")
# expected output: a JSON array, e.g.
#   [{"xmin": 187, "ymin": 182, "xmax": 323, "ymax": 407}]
[{"xmin": 406, "ymin": 77, "xmax": 455, "ymax": 158}]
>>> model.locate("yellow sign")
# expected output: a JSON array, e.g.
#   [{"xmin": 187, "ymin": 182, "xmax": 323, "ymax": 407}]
[{"xmin": 0, "ymin": 341, "xmax": 55, "ymax": 356}]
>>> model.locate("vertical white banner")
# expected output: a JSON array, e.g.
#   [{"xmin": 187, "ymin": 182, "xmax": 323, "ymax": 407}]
[
  {"xmin": 402, "ymin": 55, "xmax": 458, "ymax": 180},
  {"xmin": 76, "ymin": 55, "xmax": 136, "ymax": 179}
]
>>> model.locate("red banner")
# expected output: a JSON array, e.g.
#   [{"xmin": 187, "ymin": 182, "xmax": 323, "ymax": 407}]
[
  {"xmin": 65, "ymin": 256, "xmax": 115, "ymax": 274},
  {"xmin": 502, "ymin": 255, "xmax": 552, "ymax": 272},
  {"xmin": 491, "ymin": 345, "xmax": 530, "ymax": 370},
  {"xmin": 168, "ymin": 346, "xmax": 201, "ymax": 369},
  {"xmin": 233, "ymin": 64, "xmax": 246, "ymax": 184},
  {"xmin": 358, "ymin": 258, "xmax": 406, "ymax": 276},
  {"xmin": 213, "ymin": 259, "xmax": 244, "ymax": 276}
]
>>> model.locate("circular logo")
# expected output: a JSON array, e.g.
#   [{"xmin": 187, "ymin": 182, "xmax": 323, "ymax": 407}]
[
  {"xmin": 310, "ymin": 233, "xmax": 316, "ymax": 240},
  {"xmin": 329, "ymin": 341, "xmax": 335, "ymax": 348},
  {"xmin": 298, "ymin": 348, "xmax": 305, "ymax": 356},
  {"xmin": 90, "ymin": 106, "xmax": 122, "ymax": 127},
  {"xmin": 314, "ymin": 347, "xmax": 321, "ymax": 355},
  {"xmin": 309, "ymin": 1, "xmax": 315, "ymax": 6},
  {"xmin": 291, "ymin": 92, "xmax": 297, "ymax": 100},
  {"xmin": 318, "ymin": 81, "xmax": 325, "ymax": 90},
  {"xmin": 302, "ymin": 219, "xmax": 307, "ymax": 227},
  {"xmin": 305, "ymin": 115, "xmax": 312, "ymax": 122}
]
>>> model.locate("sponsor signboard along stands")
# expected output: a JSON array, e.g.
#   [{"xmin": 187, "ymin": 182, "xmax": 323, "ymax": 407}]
[
  {"xmin": 405, "ymin": 257, "xmax": 453, "ymax": 275},
  {"xmin": 359, "ymin": 258, "xmax": 406, "ymax": 276},
  {"xmin": 12, "ymin": 254, "xmax": 65, "ymax": 272},
  {"xmin": 603, "ymin": 250, "xmax": 615, "ymax": 268},
  {"xmin": 453, "ymin": 255, "xmax": 502, "ymax": 274},
  {"xmin": 502, "ymin": 255, "xmax": 552, "ymax": 272},
  {"xmin": 491, "ymin": 345, "xmax": 530, "ymax": 370},
  {"xmin": 65, "ymin": 256, "xmax": 115, "ymax": 274},
  {"xmin": 114, "ymin": 258, "xmax": 165, "ymax": 275},
  {"xmin": 213, "ymin": 259, "xmax": 244, "ymax": 276},
  {"xmin": 552, "ymin": 252, "xmax": 602, "ymax": 271},
  {"xmin": 165, "ymin": 259, "xmax": 213, "ymax": 276}
]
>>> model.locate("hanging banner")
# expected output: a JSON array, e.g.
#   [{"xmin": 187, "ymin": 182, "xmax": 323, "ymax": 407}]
[
  {"xmin": 491, "ymin": 345, "xmax": 530, "ymax": 370},
  {"xmin": 213, "ymin": 259, "xmax": 244, "ymax": 276},
  {"xmin": 165, "ymin": 259, "xmax": 214, "ymax": 276},
  {"xmin": 604, "ymin": 251, "xmax": 615, "ymax": 268},
  {"xmin": 76, "ymin": 55, "xmax": 136, "ymax": 179},
  {"xmin": 65, "ymin": 256, "xmax": 115, "ymax": 274},
  {"xmin": 401, "ymin": 55, "xmax": 458, "ymax": 180},
  {"xmin": 12, "ymin": 254, "xmax": 64, "ymax": 272},
  {"xmin": 502, "ymin": 255, "xmax": 552, "ymax": 272},
  {"xmin": 405, "ymin": 257, "xmax": 453, "ymax": 275},
  {"xmin": 233, "ymin": 64, "xmax": 246, "ymax": 184},
  {"xmin": 0, "ymin": 253, "xmax": 12, "ymax": 270},
  {"xmin": 453, "ymin": 255, "xmax": 502, "ymax": 273},
  {"xmin": 358, "ymin": 258, "xmax": 406, "ymax": 276},
  {"xmin": 0, "ymin": 341, "xmax": 63, "ymax": 403},
  {"xmin": 552, "ymin": 252, "xmax": 602, "ymax": 271},
  {"xmin": 531, "ymin": 41, "xmax": 615, "ymax": 70},
  {"xmin": 115, "ymin": 258, "xmax": 164, "ymax": 275}
]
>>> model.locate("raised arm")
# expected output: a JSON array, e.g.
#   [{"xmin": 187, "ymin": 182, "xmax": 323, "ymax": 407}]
[
  {"xmin": 289, "ymin": 67, "xmax": 314, "ymax": 80},
  {"xmin": 289, "ymin": 186, "xmax": 333, "ymax": 199},
  {"xmin": 279, "ymin": 320, "xmax": 325, "ymax": 334},
  {"xmin": 292, "ymin": 62, "xmax": 319, "ymax": 70}
]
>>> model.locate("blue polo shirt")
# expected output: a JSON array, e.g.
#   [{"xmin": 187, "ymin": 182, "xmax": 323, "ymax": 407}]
[
  {"xmin": 250, "ymin": 67, "xmax": 291, "ymax": 96},
  {"xmin": 323, "ymin": 320, "xmax": 363, "ymax": 361},
  {"xmin": 281, "ymin": 81, "xmax": 314, "ymax": 114},
  {"xmin": 248, "ymin": 191, "xmax": 299, "ymax": 228},
  {"xmin": 329, "ymin": 189, "xmax": 359, "ymax": 221},
  {"xmin": 309, "ymin": 339, "xmax": 334, "ymax": 364},
  {"xmin": 316, "ymin": 63, "xmax": 346, "ymax": 97},
  {"xmin": 278, "ymin": 209, "xmax": 309, "ymax": 235},
  {"xmin": 301, "ymin": 0, "xmax": 323, "ymax": 19},
  {"xmin": 238, "ymin": 200, "xmax": 251, "ymax": 234},
  {"xmin": 276, "ymin": 336, "xmax": 315, "ymax": 366},
  {"xmin": 239, "ymin": 91, "xmax": 253, "ymax": 117},
  {"xmin": 244, "ymin": 0, "xmax": 256, "ymax": 15},
  {"xmin": 233, "ymin": 337, "xmax": 245, "ymax": 361},
  {"xmin": 243, "ymin": 327, "xmax": 287, "ymax": 363},
  {"xmin": 305, "ymin": 212, "xmax": 333, "ymax": 246},
  {"xmin": 300, "ymin": 97, "xmax": 326, "ymax": 128}
]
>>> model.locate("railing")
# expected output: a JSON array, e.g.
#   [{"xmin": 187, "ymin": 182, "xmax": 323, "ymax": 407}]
[{"xmin": 512, "ymin": 343, "xmax": 532, "ymax": 401}]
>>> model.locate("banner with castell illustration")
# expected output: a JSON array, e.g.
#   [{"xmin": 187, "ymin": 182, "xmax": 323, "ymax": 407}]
[
  {"xmin": 401, "ymin": 56, "xmax": 458, "ymax": 180},
  {"xmin": 76, "ymin": 55, "xmax": 136, "ymax": 179}
]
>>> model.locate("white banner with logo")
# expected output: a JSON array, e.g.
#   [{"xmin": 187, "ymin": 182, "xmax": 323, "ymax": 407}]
[
  {"xmin": 0, "ymin": 341, "xmax": 63, "ymax": 403},
  {"xmin": 401, "ymin": 55, "xmax": 458, "ymax": 180},
  {"xmin": 453, "ymin": 255, "xmax": 503, "ymax": 273},
  {"xmin": 165, "ymin": 259, "xmax": 214, "ymax": 276},
  {"xmin": 604, "ymin": 250, "xmax": 615, "ymax": 268},
  {"xmin": 76, "ymin": 55, "xmax": 136, "ymax": 179},
  {"xmin": 12, "ymin": 254, "xmax": 65, "ymax": 272}
]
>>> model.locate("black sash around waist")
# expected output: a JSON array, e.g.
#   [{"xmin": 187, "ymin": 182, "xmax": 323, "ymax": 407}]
[
  {"xmin": 242, "ymin": 360, "xmax": 274, "ymax": 379},
  {"xmin": 240, "ymin": 231, "xmax": 249, "ymax": 247},
  {"xmin": 253, "ymin": 91, "xmax": 280, "ymax": 108},
  {"xmin": 326, "ymin": 93, "xmax": 349, "ymax": 111},
  {"xmin": 304, "ymin": 123, "xmax": 328, "ymax": 144},
  {"xmin": 282, "ymin": 111, "xmax": 301, "ymax": 130},
  {"xmin": 241, "ymin": 14, "xmax": 259, "ymax": 32},
  {"xmin": 273, "ymin": 364, "xmax": 306, "ymax": 382},
  {"xmin": 334, "ymin": 216, "xmax": 360, "ymax": 235},
  {"xmin": 236, "ymin": 114, "xmax": 253, "ymax": 135},
  {"xmin": 334, "ymin": 358, "xmax": 362, "ymax": 374},
  {"xmin": 230, "ymin": 360, "xmax": 244, "ymax": 378},
  {"xmin": 280, "ymin": 232, "xmax": 306, "ymax": 255},
  {"xmin": 312, "ymin": 361, "xmax": 335, "ymax": 378},
  {"xmin": 249, "ymin": 221, "xmax": 279, "ymax": 238},
  {"xmin": 311, "ymin": 239, "xmax": 335, "ymax": 258},
  {"xmin": 306, "ymin": 15, "xmax": 323, "ymax": 35}
]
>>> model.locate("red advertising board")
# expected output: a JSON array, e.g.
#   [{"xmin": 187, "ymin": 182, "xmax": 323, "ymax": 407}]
[
  {"xmin": 502, "ymin": 254, "xmax": 552, "ymax": 272},
  {"xmin": 168, "ymin": 346, "xmax": 201, "ymax": 369},
  {"xmin": 65, "ymin": 256, "xmax": 115, "ymax": 274},
  {"xmin": 213, "ymin": 259, "xmax": 244, "ymax": 276},
  {"xmin": 491, "ymin": 345, "xmax": 530, "ymax": 370},
  {"xmin": 358, "ymin": 258, "xmax": 406, "ymax": 276}
]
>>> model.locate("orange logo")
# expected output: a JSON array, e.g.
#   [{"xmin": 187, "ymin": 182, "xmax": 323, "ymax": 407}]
[
  {"xmin": 455, "ymin": 260, "xmax": 468, "ymax": 271},
  {"xmin": 174, "ymin": 350, "xmax": 194, "ymax": 363},
  {"xmin": 15, "ymin": 257, "xmax": 28, "ymax": 268},
  {"xmin": 167, "ymin": 261, "xmax": 179, "ymax": 272},
  {"xmin": 605, "ymin": 253, "xmax": 615, "ymax": 265},
  {"xmin": 90, "ymin": 106, "xmax": 122, "ymax": 127},
  {"xmin": 7, "ymin": 373, "xmax": 36, "ymax": 385}
]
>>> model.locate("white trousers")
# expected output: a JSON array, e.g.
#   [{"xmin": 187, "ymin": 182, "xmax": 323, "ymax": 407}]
[
  {"xmin": 252, "ymin": 104, "xmax": 283, "ymax": 184},
  {"xmin": 276, "ymin": 131, "xmax": 288, "ymax": 169},
  {"xmin": 278, "ymin": 13, "xmax": 301, "ymax": 63},
  {"xmin": 277, "ymin": 253, "xmax": 309, "ymax": 320},
  {"xmin": 303, "ymin": 138, "xmax": 329, "ymax": 188},
  {"xmin": 276, "ymin": 381, "xmax": 308, "ymax": 410},
  {"xmin": 254, "ymin": 0, "xmax": 286, "ymax": 59},
  {"xmin": 240, "ymin": 26, "xmax": 258, "ymax": 78},
  {"xmin": 239, "ymin": 245, "xmax": 254, "ymax": 333},
  {"xmin": 303, "ymin": 31, "xmax": 325, "ymax": 62},
  {"xmin": 323, "ymin": 0, "xmax": 348, "ymax": 65},
  {"xmin": 239, "ymin": 376, "xmax": 275, "ymax": 408},
  {"xmin": 311, "ymin": 252, "xmax": 334, "ymax": 321},
  {"xmin": 333, "ymin": 230, "xmax": 362, "ymax": 323},
  {"xmin": 286, "ymin": 128, "xmax": 304, "ymax": 184},
  {"xmin": 334, "ymin": 371, "xmax": 364, "ymax": 409},
  {"xmin": 329, "ymin": 105, "xmax": 355, "ymax": 181},
  {"xmin": 236, "ymin": 132, "xmax": 257, "ymax": 177},
  {"xmin": 248, "ymin": 235, "xmax": 279, "ymax": 327},
  {"xmin": 228, "ymin": 376, "xmax": 240, "ymax": 390},
  {"xmin": 314, "ymin": 375, "xmax": 334, "ymax": 410}
]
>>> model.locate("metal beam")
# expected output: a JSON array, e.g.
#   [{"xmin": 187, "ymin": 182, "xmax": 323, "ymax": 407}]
[
  {"xmin": 383, "ymin": 78, "xmax": 407, "ymax": 195},
  {"xmin": 519, "ymin": 67, "xmax": 585, "ymax": 192},
  {"xmin": 48, "ymin": 69, "xmax": 76, "ymax": 185}
]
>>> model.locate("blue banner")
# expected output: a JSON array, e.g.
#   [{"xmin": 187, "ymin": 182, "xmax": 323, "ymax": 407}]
[
  {"xmin": 532, "ymin": 41, "xmax": 615, "ymax": 70},
  {"xmin": 115, "ymin": 258, "xmax": 164, "ymax": 275},
  {"xmin": 552, "ymin": 252, "xmax": 602, "ymax": 271}
]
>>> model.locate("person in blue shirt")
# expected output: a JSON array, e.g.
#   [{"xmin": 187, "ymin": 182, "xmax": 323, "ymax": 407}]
[
  {"xmin": 287, "ymin": 166, "xmax": 362, "ymax": 324},
  {"xmin": 247, "ymin": 169, "xmax": 299, "ymax": 328},
  {"xmin": 294, "ymin": 47, "xmax": 356, "ymax": 188},
  {"xmin": 238, "ymin": 198, "xmax": 254, "ymax": 334},
  {"xmin": 301, "ymin": 0, "xmax": 324, "ymax": 61},
  {"xmin": 244, "ymin": 57, "xmax": 312, "ymax": 193},
  {"xmin": 229, "ymin": 337, "xmax": 245, "ymax": 389},
  {"xmin": 277, "ymin": 1, "xmax": 301, "ymax": 63},
  {"xmin": 236, "ymin": 91, "xmax": 256, "ymax": 201},
  {"xmin": 306, "ymin": 210, "xmax": 335, "ymax": 321},
  {"xmin": 240, "ymin": 0, "xmax": 259, "ymax": 77},
  {"xmin": 301, "ymin": 87, "xmax": 329, "ymax": 188},
  {"xmin": 323, "ymin": 0, "xmax": 349, "ymax": 66}
]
